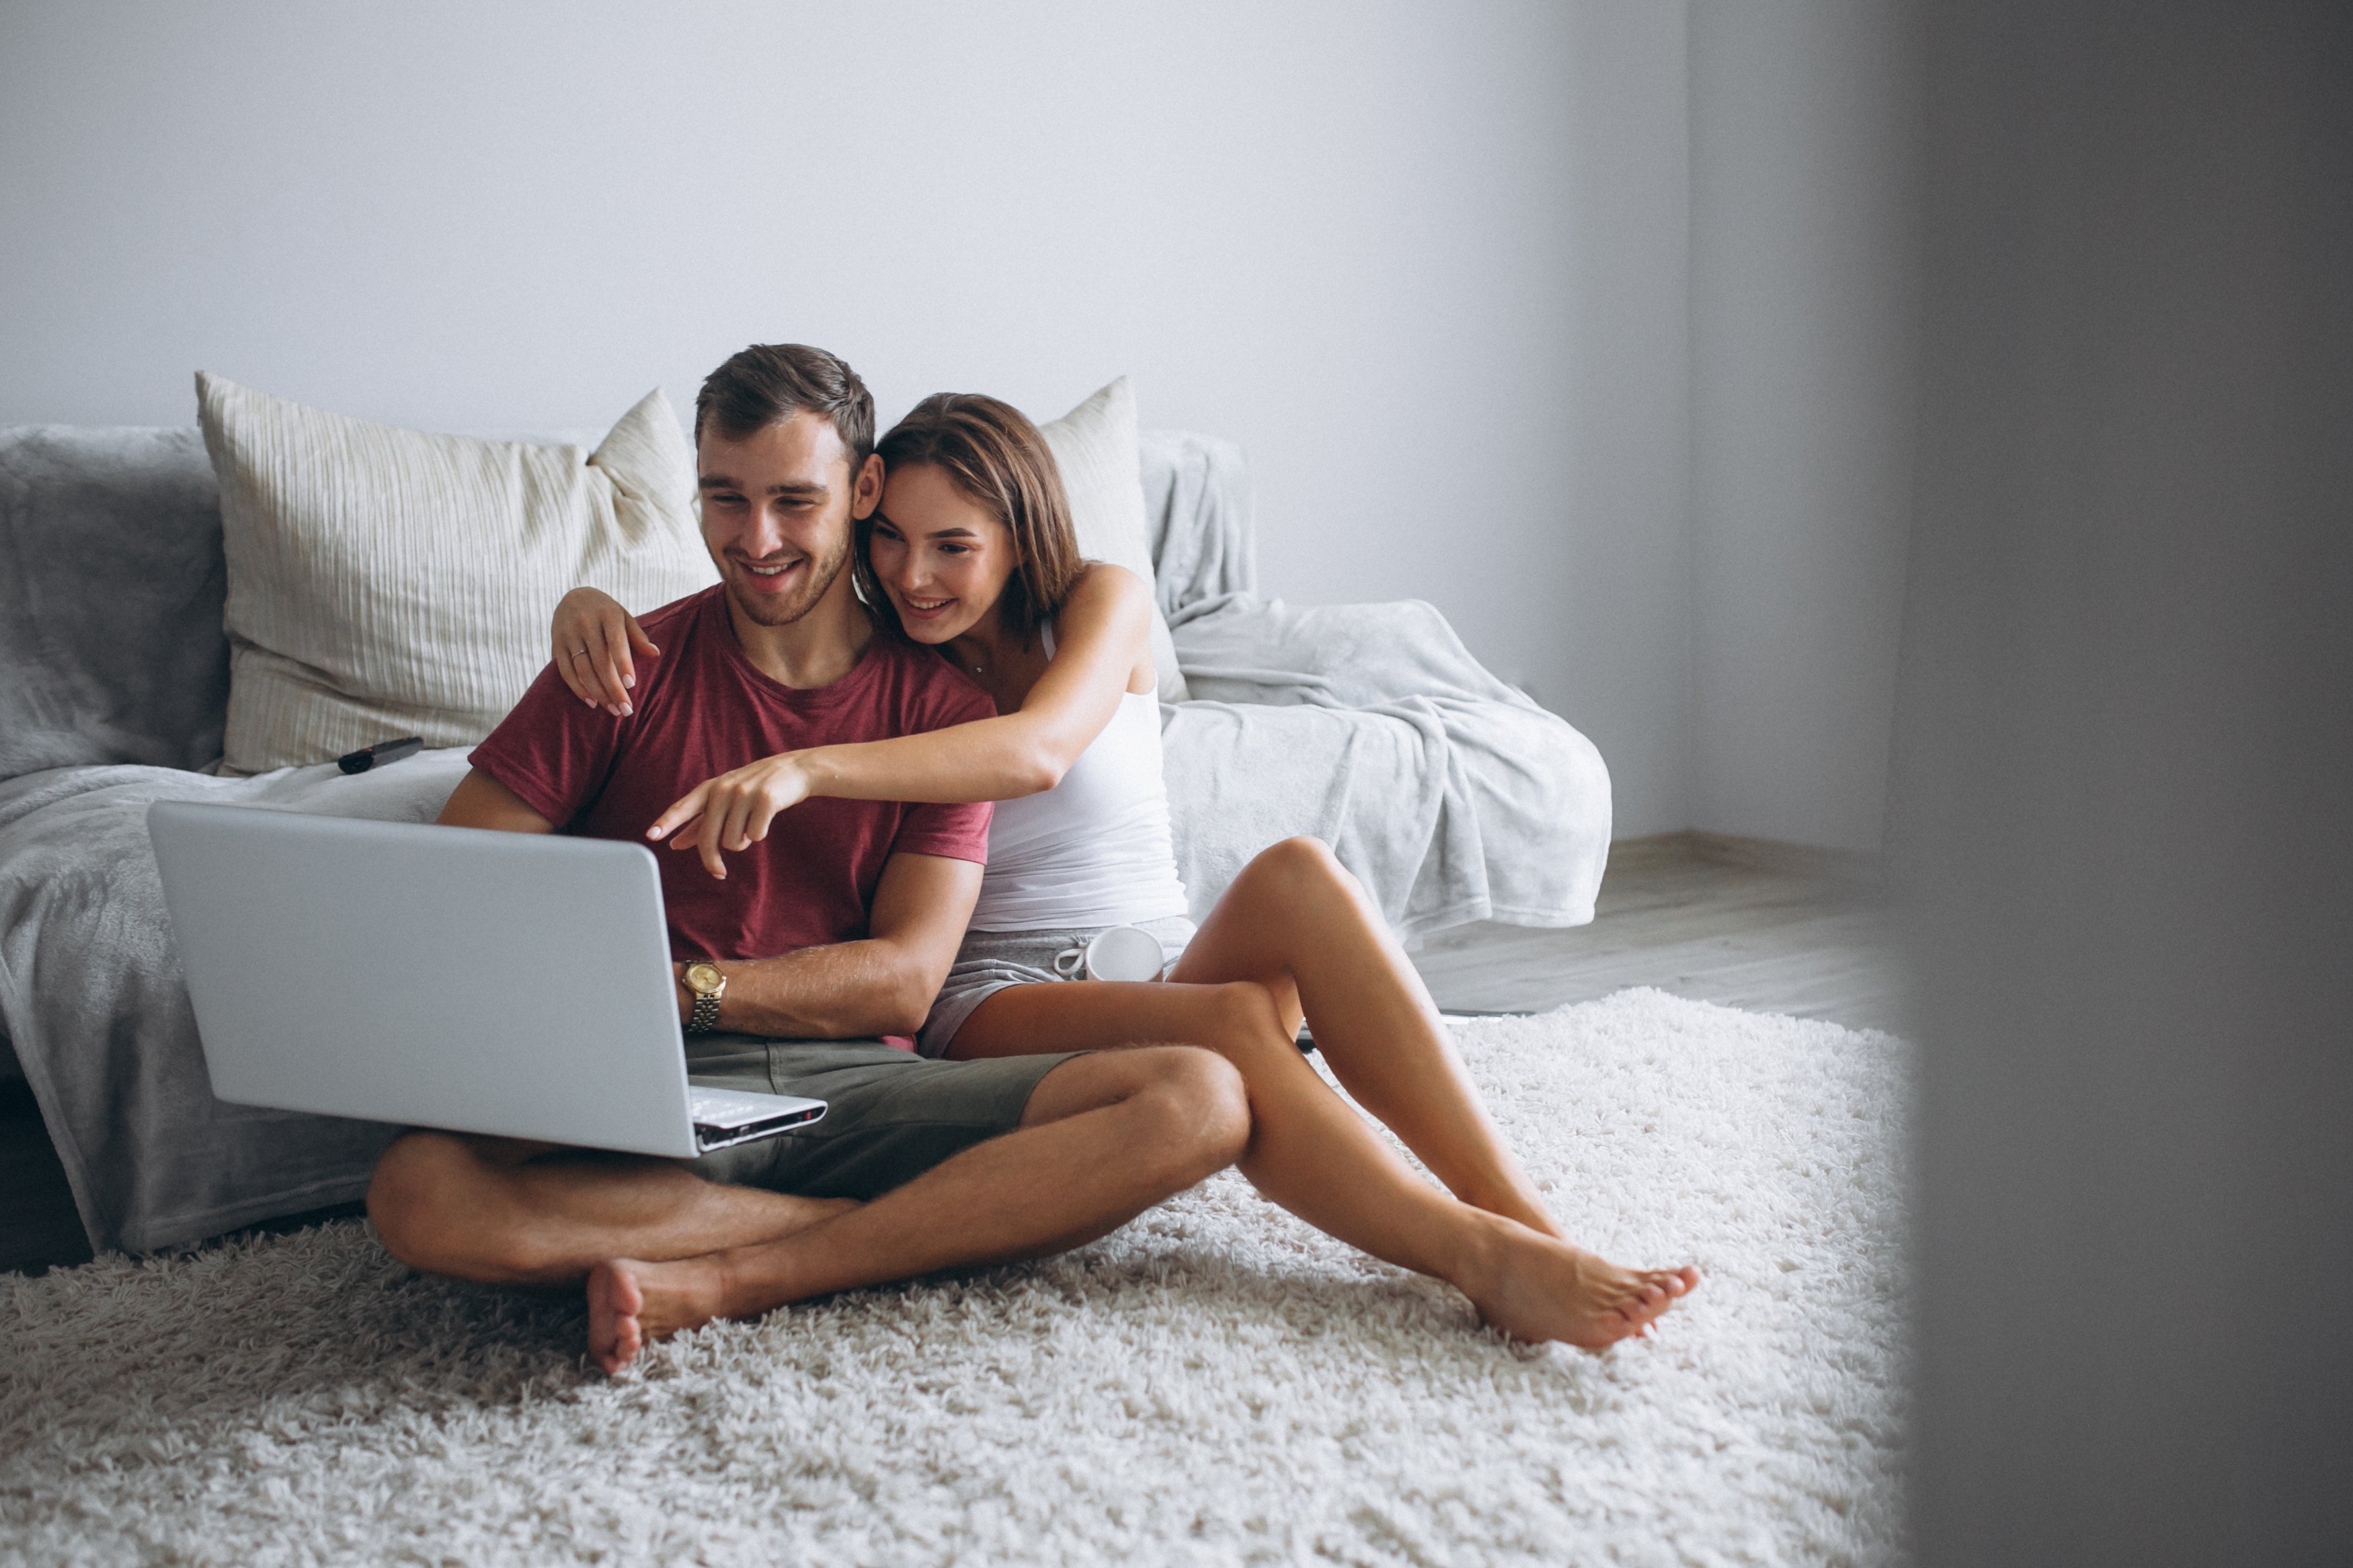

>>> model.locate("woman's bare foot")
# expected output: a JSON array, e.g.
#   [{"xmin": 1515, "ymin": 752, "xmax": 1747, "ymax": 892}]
[
  {"xmin": 1455, "ymin": 1214, "xmax": 1699, "ymax": 1349},
  {"xmin": 586, "ymin": 1255, "xmax": 729, "ymax": 1375}
]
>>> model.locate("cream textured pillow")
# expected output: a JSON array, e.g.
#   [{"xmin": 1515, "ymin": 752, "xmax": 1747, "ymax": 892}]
[
  {"xmin": 197, "ymin": 374, "xmax": 718, "ymax": 774},
  {"xmin": 1036, "ymin": 378, "xmax": 1190, "ymax": 702}
]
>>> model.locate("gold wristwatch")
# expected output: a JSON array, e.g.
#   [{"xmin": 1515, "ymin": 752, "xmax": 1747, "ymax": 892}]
[{"xmin": 682, "ymin": 960, "xmax": 727, "ymax": 1034}]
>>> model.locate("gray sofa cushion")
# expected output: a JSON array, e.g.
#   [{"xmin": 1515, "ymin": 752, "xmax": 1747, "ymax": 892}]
[{"xmin": 0, "ymin": 427, "xmax": 231, "ymax": 778}]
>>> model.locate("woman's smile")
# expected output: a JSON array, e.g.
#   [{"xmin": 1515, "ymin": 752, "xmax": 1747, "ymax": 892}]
[{"xmin": 891, "ymin": 587, "xmax": 965, "ymax": 635}]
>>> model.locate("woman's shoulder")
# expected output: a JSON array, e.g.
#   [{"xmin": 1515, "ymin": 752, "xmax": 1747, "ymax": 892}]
[
  {"xmin": 1054, "ymin": 565, "xmax": 1157, "ymax": 695},
  {"xmin": 1065, "ymin": 560, "xmax": 1151, "ymax": 611}
]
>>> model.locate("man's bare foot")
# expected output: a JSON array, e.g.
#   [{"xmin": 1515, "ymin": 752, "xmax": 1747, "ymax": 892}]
[
  {"xmin": 586, "ymin": 1256, "xmax": 729, "ymax": 1376},
  {"xmin": 1455, "ymin": 1214, "xmax": 1699, "ymax": 1350}
]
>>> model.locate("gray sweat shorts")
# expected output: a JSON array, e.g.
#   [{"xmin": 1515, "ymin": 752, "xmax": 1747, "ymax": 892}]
[
  {"xmin": 914, "ymin": 915, "xmax": 1198, "ymax": 1058},
  {"xmin": 684, "ymin": 1034, "xmax": 1079, "ymax": 1200}
]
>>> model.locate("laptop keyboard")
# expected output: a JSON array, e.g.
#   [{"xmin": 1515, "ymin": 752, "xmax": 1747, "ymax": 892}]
[{"xmin": 690, "ymin": 1087, "xmax": 776, "ymax": 1124}]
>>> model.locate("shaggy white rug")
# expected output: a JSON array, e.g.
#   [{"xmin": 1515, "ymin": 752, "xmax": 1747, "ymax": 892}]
[{"xmin": 1, "ymin": 989, "xmax": 1911, "ymax": 1566}]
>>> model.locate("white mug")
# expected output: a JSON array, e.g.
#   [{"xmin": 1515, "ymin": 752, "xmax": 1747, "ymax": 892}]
[{"xmin": 1052, "ymin": 925, "xmax": 1168, "ymax": 983}]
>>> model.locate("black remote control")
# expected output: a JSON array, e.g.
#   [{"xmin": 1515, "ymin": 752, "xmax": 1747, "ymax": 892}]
[{"xmin": 337, "ymin": 736, "xmax": 426, "ymax": 774}]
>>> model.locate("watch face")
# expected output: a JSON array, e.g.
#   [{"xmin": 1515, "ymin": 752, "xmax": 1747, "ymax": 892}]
[{"xmin": 685, "ymin": 962, "xmax": 722, "ymax": 992}]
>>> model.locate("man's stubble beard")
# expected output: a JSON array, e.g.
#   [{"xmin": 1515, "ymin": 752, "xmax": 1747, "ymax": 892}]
[{"xmin": 721, "ymin": 530, "xmax": 853, "ymax": 628}]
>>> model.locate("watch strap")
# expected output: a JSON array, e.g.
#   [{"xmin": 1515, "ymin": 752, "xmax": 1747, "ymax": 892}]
[{"xmin": 687, "ymin": 989, "xmax": 723, "ymax": 1034}]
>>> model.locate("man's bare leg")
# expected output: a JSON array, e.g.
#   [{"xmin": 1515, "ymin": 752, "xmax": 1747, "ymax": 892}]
[
  {"xmin": 588, "ymin": 1045, "xmax": 1250, "ymax": 1372},
  {"xmin": 366, "ymin": 1132, "xmax": 858, "ymax": 1288}
]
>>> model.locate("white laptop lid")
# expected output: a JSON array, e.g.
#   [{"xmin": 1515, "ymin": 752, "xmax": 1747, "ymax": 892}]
[{"xmin": 150, "ymin": 801, "xmax": 711, "ymax": 1159}]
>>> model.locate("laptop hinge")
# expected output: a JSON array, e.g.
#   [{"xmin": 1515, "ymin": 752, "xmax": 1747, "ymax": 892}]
[{"xmin": 694, "ymin": 1106, "xmax": 825, "ymax": 1152}]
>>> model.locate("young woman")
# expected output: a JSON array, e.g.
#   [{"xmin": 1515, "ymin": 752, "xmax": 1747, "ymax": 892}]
[{"xmin": 550, "ymin": 395, "xmax": 1696, "ymax": 1348}]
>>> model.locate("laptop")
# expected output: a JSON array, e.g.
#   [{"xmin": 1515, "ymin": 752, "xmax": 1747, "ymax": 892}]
[{"xmin": 147, "ymin": 800, "xmax": 826, "ymax": 1159}]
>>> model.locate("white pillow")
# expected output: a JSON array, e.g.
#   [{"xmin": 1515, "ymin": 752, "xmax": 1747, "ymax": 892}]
[
  {"xmin": 197, "ymin": 374, "xmax": 718, "ymax": 774},
  {"xmin": 1036, "ymin": 378, "xmax": 1190, "ymax": 702}
]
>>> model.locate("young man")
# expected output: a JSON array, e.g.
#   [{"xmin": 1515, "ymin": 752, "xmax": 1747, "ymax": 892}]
[{"xmin": 365, "ymin": 344, "xmax": 1250, "ymax": 1374}]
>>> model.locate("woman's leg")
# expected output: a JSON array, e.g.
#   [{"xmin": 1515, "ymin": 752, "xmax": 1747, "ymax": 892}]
[
  {"xmin": 1164, "ymin": 837, "xmax": 1560, "ymax": 1237},
  {"xmin": 949, "ymin": 979, "xmax": 1694, "ymax": 1348}
]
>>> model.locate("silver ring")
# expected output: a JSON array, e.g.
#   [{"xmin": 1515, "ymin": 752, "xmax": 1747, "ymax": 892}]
[{"xmin": 569, "ymin": 647, "xmax": 591, "ymax": 660}]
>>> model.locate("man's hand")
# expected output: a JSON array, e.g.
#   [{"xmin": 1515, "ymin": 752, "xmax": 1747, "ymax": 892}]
[
  {"xmin": 645, "ymin": 754, "xmax": 817, "ymax": 880},
  {"xmin": 688, "ymin": 854, "xmax": 980, "ymax": 1038}
]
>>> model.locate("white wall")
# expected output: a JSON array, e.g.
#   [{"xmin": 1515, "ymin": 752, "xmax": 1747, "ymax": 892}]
[
  {"xmin": 2, "ymin": 3, "xmax": 1919, "ymax": 854},
  {"xmin": 1687, "ymin": 0, "xmax": 1919, "ymax": 852},
  {"xmin": 0, "ymin": 0, "xmax": 1700, "ymax": 835}
]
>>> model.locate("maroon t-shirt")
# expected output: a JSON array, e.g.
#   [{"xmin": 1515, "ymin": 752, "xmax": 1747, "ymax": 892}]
[{"xmin": 470, "ymin": 586, "xmax": 994, "ymax": 965}]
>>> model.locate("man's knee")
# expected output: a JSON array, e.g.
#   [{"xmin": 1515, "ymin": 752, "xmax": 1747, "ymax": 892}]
[
  {"xmin": 367, "ymin": 1130, "xmax": 462, "ymax": 1265},
  {"xmin": 1124, "ymin": 1045, "xmax": 1252, "ymax": 1182},
  {"xmin": 366, "ymin": 1130, "xmax": 528, "ymax": 1274}
]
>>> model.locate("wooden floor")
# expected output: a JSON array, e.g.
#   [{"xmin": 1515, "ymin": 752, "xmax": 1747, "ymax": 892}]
[
  {"xmin": 0, "ymin": 831, "xmax": 1907, "ymax": 1276},
  {"xmin": 1412, "ymin": 831, "xmax": 1911, "ymax": 1035}
]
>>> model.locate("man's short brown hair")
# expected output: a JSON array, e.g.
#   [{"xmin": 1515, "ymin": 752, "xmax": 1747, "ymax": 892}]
[{"xmin": 694, "ymin": 343, "xmax": 875, "ymax": 468}]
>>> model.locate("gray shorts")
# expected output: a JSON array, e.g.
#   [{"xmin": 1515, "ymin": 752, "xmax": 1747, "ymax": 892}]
[
  {"xmin": 914, "ymin": 916, "xmax": 1197, "ymax": 1058},
  {"xmin": 684, "ymin": 1034, "xmax": 1078, "ymax": 1200}
]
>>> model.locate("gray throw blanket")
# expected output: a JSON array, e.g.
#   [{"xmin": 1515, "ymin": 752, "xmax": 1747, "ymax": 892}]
[
  {"xmin": 0, "ymin": 754, "xmax": 473, "ymax": 1253},
  {"xmin": 1163, "ymin": 595, "xmax": 1609, "ymax": 941},
  {"xmin": 1140, "ymin": 428, "xmax": 1609, "ymax": 940}
]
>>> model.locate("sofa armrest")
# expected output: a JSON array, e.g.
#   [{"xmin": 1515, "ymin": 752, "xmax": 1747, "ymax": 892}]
[{"xmin": 1160, "ymin": 593, "xmax": 1609, "ymax": 941}]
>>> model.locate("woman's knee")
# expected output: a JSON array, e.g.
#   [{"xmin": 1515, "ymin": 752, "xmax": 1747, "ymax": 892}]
[
  {"xmin": 1238, "ymin": 835, "xmax": 1355, "ymax": 904},
  {"xmin": 1201, "ymin": 980, "xmax": 1293, "ymax": 1055}
]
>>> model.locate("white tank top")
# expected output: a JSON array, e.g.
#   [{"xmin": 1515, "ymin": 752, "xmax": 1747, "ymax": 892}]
[{"xmin": 967, "ymin": 622, "xmax": 1192, "ymax": 931}]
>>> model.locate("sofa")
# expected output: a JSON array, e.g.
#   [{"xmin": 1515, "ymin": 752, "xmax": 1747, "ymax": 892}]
[{"xmin": 0, "ymin": 417, "xmax": 1610, "ymax": 1255}]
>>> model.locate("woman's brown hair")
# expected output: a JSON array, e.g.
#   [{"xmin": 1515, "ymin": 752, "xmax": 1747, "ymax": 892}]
[{"xmin": 861, "ymin": 394, "xmax": 1084, "ymax": 641}]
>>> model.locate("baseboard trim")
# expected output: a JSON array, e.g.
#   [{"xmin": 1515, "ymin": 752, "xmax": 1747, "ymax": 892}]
[{"xmin": 1607, "ymin": 829, "xmax": 1882, "ymax": 887}]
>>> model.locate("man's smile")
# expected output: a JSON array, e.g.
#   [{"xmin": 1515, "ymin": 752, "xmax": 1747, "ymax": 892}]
[{"xmin": 731, "ymin": 554, "xmax": 806, "ymax": 593}]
